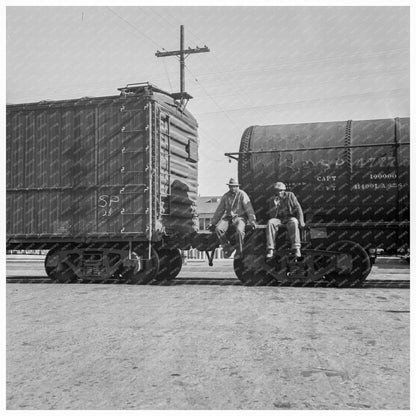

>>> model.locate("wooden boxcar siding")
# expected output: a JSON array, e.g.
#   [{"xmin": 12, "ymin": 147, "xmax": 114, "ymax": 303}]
[
  {"xmin": 151, "ymin": 92, "xmax": 199, "ymax": 237},
  {"xmin": 7, "ymin": 90, "xmax": 199, "ymax": 242},
  {"xmin": 7, "ymin": 96, "xmax": 150, "ymax": 238}
]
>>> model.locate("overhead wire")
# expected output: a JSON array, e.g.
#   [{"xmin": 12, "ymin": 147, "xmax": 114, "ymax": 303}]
[
  {"xmin": 185, "ymin": 63, "xmax": 242, "ymax": 133},
  {"xmin": 191, "ymin": 48, "xmax": 409, "ymax": 78},
  {"xmin": 104, "ymin": 8, "xmax": 232, "ymax": 155},
  {"xmin": 191, "ymin": 67, "xmax": 409, "ymax": 103},
  {"xmin": 133, "ymin": 8, "xmax": 243, "ymax": 148},
  {"xmin": 106, "ymin": 7, "xmax": 164, "ymax": 50},
  {"xmin": 161, "ymin": 58, "xmax": 174, "ymax": 92},
  {"xmin": 142, "ymin": 8, "xmax": 261, "ymax": 129},
  {"xmin": 99, "ymin": 9, "xmax": 409, "ymax": 137},
  {"xmin": 177, "ymin": 22, "xmax": 409, "ymax": 127},
  {"xmin": 116, "ymin": 9, "xmax": 409, "ymax": 158},
  {"xmin": 127, "ymin": 8, "xmax": 409, "ymax": 133},
  {"xmin": 104, "ymin": 7, "xmax": 231, "ymax": 154},
  {"xmin": 178, "ymin": 25, "xmax": 267, "ymax": 123},
  {"xmin": 194, "ymin": 88, "xmax": 409, "ymax": 116},
  {"xmin": 97, "ymin": 10, "xmax": 410, "ymax": 186}
]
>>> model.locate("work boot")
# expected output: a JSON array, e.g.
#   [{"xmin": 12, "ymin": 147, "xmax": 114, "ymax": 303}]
[
  {"xmin": 266, "ymin": 249, "xmax": 274, "ymax": 259},
  {"xmin": 294, "ymin": 248, "xmax": 301, "ymax": 258}
]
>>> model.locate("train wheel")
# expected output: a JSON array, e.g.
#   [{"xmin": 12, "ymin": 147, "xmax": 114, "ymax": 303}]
[
  {"xmin": 233, "ymin": 231, "xmax": 277, "ymax": 286},
  {"xmin": 44, "ymin": 248, "xmax": 60, "ymax": 280},
  {"xmin": 155, "ymin": 249, "xmax": 183, "ymax": 282},
  {"xmin": 122, "ymin": 246, "xmax": 160, "ymax": 285},
  {"xmin": 233, "ymin": 257, "xmax": 246, "ymax": 282},
  {"xmin": 45, "ymin": 248, "xmax": 78, "ymax": 283},
  {"xmin": 324, "ymin": 240, "xmax": 371, "ymax": 287},
  {"xmin": 233, "ymin": 257, "xmax": 276, "ymax": 286}
]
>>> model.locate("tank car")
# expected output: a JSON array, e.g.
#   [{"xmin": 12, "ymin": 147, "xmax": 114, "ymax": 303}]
[
  {"xmin": 224, "ymin": 118, "xmax": 410, "ymax": 286},
  {"xmin": 6, "ymin": 83, "xmax": 199, "ymax": 283}
]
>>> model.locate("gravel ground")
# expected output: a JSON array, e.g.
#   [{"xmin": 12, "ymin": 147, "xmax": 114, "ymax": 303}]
[{"xmin": 6, "ymin": 265, "xmax": 410, "ymax": 410}]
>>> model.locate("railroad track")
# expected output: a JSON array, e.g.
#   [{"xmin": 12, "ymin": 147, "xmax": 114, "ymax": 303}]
[{"xmin": 6, "ymin": 275, "xmax": 410, "ymax": 289}]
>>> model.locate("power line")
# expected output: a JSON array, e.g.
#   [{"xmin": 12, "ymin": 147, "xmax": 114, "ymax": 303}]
[
  {"xmin": 106, "ymin": 7, "xmax": 164, "ymax": 50},
  {"xmin": 191, "ymin": 63, "xmax": 408, "ymax": 84},
  {"xmin": 140, "ymin": 8, "xmax": 267, "ymax": 124},
  {"xmin": 194, "ymin": 88, "xmax": 409, "ymax": 116},
  {"xmin": 179, "ymin": 22, "xmax": 267, "ymax": 122},
  {"xmin": 201, "ymin": 48, "xmax": 409, "ymax": 78},
  {"xmin": 76, "ymin": 11, "xmax": 225, "ymax": 157},
  {"xmin": 185, "ymin": 63, "xmax": 242, "ymax": 133},
  {"xmin": 145, "ymin": 7, "xmax": 178, "ymax": 31},
  {"xmin": 9, "ymin": 63, "xmax": 406, "ymax": 102},
  {"xmin": 105, "ymin": 8, "xmax": 409, "ymax": 132},
  {"xmin": 155, "ymin": 25, "xmax": 209, "ymax": 105},
  {"xmin": 198, "ymin": 127, "xmax": 231, "ymax": 152},
  {"xmin": 104, "ymin": 8, "xmax": 185, "ymax": 95},
  {"xmin": 191, "ymin": 68, "xmax": 409, "ymax": 103},
  {"xmin": 161, "ymin": 59, "xmax": 173, "ymax": 92},
  {"xmin": 174, "ymin": 18, "xmax": 408, "ymax": 127}
]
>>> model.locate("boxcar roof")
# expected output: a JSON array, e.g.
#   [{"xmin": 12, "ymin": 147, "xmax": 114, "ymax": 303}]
[{"xmin": 6, "ymin": 82, "xmax": 198, "ymax": 125}]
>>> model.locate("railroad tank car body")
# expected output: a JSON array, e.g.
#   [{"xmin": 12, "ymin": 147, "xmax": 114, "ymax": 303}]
[
  {"xmin": 237, "ymin": 118, "xmax": 410, "ymax": 254},
  {"xmin": 6, "ymin": 83, "xmax": 199, "ymax": 283}
]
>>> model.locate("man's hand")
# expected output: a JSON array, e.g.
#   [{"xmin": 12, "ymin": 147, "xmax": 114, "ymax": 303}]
[{"xmin": 249, "ymin": 222, "xmax": 257, "ymax": 230}]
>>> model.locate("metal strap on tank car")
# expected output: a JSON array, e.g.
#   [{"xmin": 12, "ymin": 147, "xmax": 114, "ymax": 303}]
[{"xmin": 344, "ymin": 119, "xmax": 352, "ymax": 178}]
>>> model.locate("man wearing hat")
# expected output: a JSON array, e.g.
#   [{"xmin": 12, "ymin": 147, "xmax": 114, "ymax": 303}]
[
  {"xmin": 266, "ymin": 182, "xmax": 305, "ymax": 259},
  {"xmin": 209, "ymin": 178, "xmax": 257, "ymax": 259}
]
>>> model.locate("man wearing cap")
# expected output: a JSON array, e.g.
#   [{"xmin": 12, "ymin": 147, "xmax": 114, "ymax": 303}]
[
  {"xmin": 209, "ymin": 178, "xmax": 257, "ymax": 259},
  {"xmin": 266, "ymin": 182, "xmax": 305, "ymax": 259}
]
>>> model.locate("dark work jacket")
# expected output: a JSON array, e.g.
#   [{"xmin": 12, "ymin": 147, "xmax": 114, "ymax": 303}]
[
  {"xmin": 268, "ymin": 191, "xmax": 305, "ymax": 227},
  {"xmin": 212, "ymin": 189, "xmax": 256, "ymax": 225}
]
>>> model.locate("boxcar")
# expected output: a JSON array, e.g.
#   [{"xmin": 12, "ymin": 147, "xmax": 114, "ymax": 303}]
[{"xmin": 7, "ymin": 83, "xmax": 199, "ymax": 283}]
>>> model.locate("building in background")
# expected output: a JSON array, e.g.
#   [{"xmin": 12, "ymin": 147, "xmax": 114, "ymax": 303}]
[
  {"xmin": 182, "ymin": 196, "xmax": 223, "ymax": 261},
  {"xmin": 196, "ymin": 196, "xmax": 221, "ymax": 230}
]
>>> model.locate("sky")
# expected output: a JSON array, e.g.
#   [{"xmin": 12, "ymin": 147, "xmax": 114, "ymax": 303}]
[{"xmin": 5, "ymin": 4, "xmax": 410, "ymax": 195}]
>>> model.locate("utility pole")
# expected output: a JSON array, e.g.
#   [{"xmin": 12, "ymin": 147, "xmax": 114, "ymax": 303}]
[{"xmin": 156, "ymin": 25, "xmax": 209, "ymax": 107}]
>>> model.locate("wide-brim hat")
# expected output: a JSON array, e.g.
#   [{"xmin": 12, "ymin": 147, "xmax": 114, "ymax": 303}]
[
  {"xmin": 273, "ymin": 181, "xmax": 286, "ymax": 190},
  {"xmin": 227, "ymin": 178, "xmax": 240, "ymax": 186}
]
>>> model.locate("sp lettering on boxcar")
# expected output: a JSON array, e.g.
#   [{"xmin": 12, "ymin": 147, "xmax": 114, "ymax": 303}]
[{"xmin": 98, "ymin": 195, "xmax": 120, "ymax": 217}]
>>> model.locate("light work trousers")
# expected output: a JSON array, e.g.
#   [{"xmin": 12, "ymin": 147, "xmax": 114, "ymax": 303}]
[
  {"xmin": 266, "ymin": 217, "xmax": 300, "ymax": 250},
  {"xmin": 215, "ymin": 217, "xmax": 246, "ymax": 255}
]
